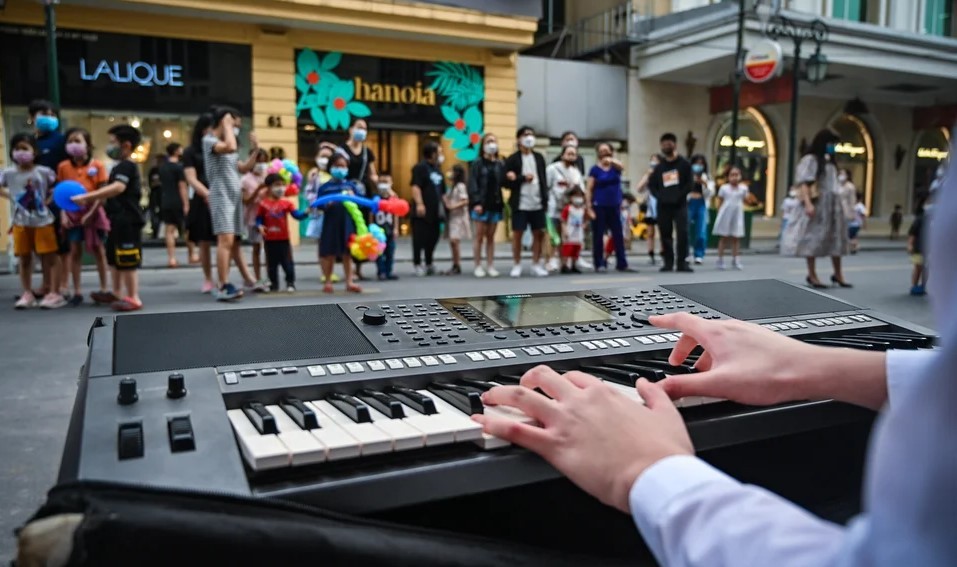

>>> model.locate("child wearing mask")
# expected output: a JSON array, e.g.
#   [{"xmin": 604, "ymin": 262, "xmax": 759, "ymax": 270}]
[
  {"xmin": 316, "ymin": 153, "xmax": 361, "ymax": 293},
  {"xmin": 72, "ymin": 125, "xmax": 146, "ymax": 311},
  {"xmin": 256, "ymin": 173, "xmax": 308, "ymax": 292},
  {"xmin": 559, "ymin": 186, "xmax": 588, "ymax": 274},
  {"xmin": 242, "ymin": 149, "xmax": 270, "ymax": 287},
  {"xmin": 57, "ymin": 127, "xmax": 110, "ymax": 306},
  {"xmin": 1, "ymin": 133, "xmax": 61, "ymax": 308},
  {"xmin": 848, "ymin": 193, "xmax": 867, "ymax": 254},
  {"xmin": 780, "ymin": 188, "xmax": 800, "ymax": 241},
  {"xmin": 713, "ymin": 166, "xmax": 750, "ymax": 270},
  {"xmin": 443, "ymin": 164, "xmax": 471, "ymax": 275},
  {"xmin": 375, "ymin": 173, "xmax": 399, "ymax": 281}
]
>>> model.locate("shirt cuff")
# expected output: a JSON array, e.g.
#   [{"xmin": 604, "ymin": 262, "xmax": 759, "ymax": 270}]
[
  {"xmin": 629, "ymin": 455, "xmax": 738, "ymax": 533},
  {"xmin": 885, "ymin": 349, "xmax": 935, "ymax": 406}
]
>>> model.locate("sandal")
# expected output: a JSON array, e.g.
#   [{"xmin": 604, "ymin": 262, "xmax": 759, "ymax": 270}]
[
  {"xmin": 111, "ymin": 297, "xmax": 143, "ymax": 312},
  {"xmin": 346, "ymin": 283, "xmax": 362, "ymax": 293},
  {"xmin": 168, "ymin": 259, "xmax": 179, "ymax": 268},
  {"xmin": 323, "ymin": 283, "xmax": 335, "ymax": 294}
]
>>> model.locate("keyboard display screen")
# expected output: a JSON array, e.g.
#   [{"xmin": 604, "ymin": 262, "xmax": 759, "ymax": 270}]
[{"xmin": 466, "ymin": 295, "xmax": 612, "ymax": 328}]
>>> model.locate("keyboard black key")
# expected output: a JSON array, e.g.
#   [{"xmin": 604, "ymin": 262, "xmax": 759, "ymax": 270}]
[
  {"xmin": 279, "ymin": 396, "xmax": 319, "ymax": 430},
  {"xmin": 243, "ymin": 402, "xmax": 278, "ymax": 435},
  {"xmin": 357, "ymin": 389, "xmax": 406, "ymax": 419},
  {"xmin": 581, "ymin": 365, "xmax": 640, "ymax": 387},
  {"xmin": 851, "ymin": 334, "xmax": 918, "ymax": 350},
  {"xmin": 628, "ymin": 359, "xmax": 696, "ymax": 374},
  {"xmin": 384, "ymin": 386, "xmax": 437, "ymax": 416},
  {"xmin": 428, "ymin": 383, "xmax": 484, "ymax": 415},
  {"xmin": 605, "ymin": 363, "xmax": 668, "ymax": 381},
  {"xmin": 805, "ymin": 338, "xmax": 880, "ymax": 350},
  {"xmin": 326, "ymin": 392, "xmax": 372, "ymax": 423},
  {"xmin": 491, "ymin": 374, "xmax": 523, "ymax": 386},
  {"xmin": 458, "ymin": 378, "xmax": 498, "ymax": 392}
]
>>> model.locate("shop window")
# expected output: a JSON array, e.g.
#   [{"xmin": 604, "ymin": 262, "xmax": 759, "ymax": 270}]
[
  {"xmin": 711, "ymin": 107, "xmax": 777, "ymax": 215},
  {"xmin": 912, "ymin": 127, "xmax": 950, "ymax": 209},
  {"xmin": 829, "ymin": 114, "xmax": 875, "ymax": 214},
  {"xmin": 925, "ymin": 0, "xmax": 954, "ymax": 36}
]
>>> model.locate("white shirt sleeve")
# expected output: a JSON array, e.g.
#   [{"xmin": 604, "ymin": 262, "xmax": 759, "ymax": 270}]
[{"xmin": 629, "ymin": 349, "xmax": 940, "ymax": 567}]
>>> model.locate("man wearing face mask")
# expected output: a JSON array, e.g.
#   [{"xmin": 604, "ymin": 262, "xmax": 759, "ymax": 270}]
[
  {"xmin": 552, "ymin": 131, "xmax": 586, "ymax": 175},
  {"xmin": 505, "ymin": 125, "xmax": 550, "ymax": 278},
  {"xmin": 648, "ymin": 132, "xmax": 694, "ymax": 272},
  {"xmin": 410, "ymin": 142, "xmax": 446, "ymax": 277}
]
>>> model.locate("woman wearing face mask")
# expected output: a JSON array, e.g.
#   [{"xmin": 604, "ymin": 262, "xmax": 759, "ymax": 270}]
[
  {"xmin": 635, "ymin": 154, "xmax": 661, "ymax": 266},
  {"xmin": 467, "ymin": 133, "xmax": 506, "ymax": 277},
  {"xmin": 184, "ymin": 113, "xmax": 216, "ymax": 292},
  {"xmin": 545, "ymin": 145, "xmax": 584, "ymax": 272},
  {"xmin": 301, "ymin": 142, "xmax": 335, "ymax": 240},
  {"xmin": 687, "ymin": 154, "xmax": 715, "ymax": 265},
  {"xmin": 552, "ymin": 131, "xmax": 586, "ymax": 174},
  {"xmin": 340, "ymin": 119, "xmax": 378, "ymax": 280},
  {"xmin": 315, "ymin": 153, "xmax": 362, "ymax": 293},
  {"xmin": 241, "ymin": 149, "xmax": 270, "ymax": 287},
  {"xmin": 780, "ymin": 129, "xmax": 851, "ymax": 288},
  {"xmin": 586, "ymin": 142, "xmax": 631, "ymax": 273}
]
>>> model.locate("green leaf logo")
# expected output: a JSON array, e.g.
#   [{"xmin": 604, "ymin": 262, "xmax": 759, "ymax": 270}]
[
  {"xmin": 430, "ymin": 61, "xmax": 485, "ymax": 161},
  {"xmin": 295, "ymin": 50, "xmax": 369, "ymax": 131}
]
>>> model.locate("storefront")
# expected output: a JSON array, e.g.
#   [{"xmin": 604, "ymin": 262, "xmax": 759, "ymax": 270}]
[
  {"xmin": 293, "ymin": 49, "xmax": 485, "ymax": 234},
  {"xmin": 911, "ymin": 127, "xmax": 950, "ymax": 208},
  {"xmin": 829, "ymin": 113, "xmax": 875, "ymax": 213},
  {"xmin": 710, "ymin": 107, "xmax": 777, "ymax": 214}
]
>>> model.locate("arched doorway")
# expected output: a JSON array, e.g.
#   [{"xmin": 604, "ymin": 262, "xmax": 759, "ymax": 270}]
[
  {"xmin": 911, "ymin": 127, "xmax": 950, "ymax": 210},
  {"xmin": 829, "ymin": 114, "xmax": 875, "ymax": 214},
  {"xmin": 711, "ymin": 107, "xmax": 777, "ymax": 215}
]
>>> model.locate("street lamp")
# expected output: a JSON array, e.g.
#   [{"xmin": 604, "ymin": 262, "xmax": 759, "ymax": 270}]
[{"xmin": 768, "ymin": 16, "xmax": 829, "ymax": 191}]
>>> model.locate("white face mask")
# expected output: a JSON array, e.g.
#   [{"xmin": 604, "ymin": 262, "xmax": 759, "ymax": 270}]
[
  {"xmin": 437, "ymin": 154, "xmax": 445, "ymax": 165},
  {"xmin": 377, "ymin": 183, "xmax": 392, "ymax": 194},
  {"xmin": 521, "ymin": 135, "xmax": 536, "ymax": 149},
  {"xmin": 233, "ymin": 126, "xmax": 241, "ymax": 138},
  {"xmin": 838, "ymin": 174, "xmax": 848, "ymax": 183},
  {"xmin": 571, "ymin": 197, "xmax": 584, "ymax": 206},
  {"xmin": 565, "ymin": 140, "xmax": 578, "ymax": 148},
  {"xmin": 271, "ymin": 186, "xmax": 285, "ymax": 198},
  {"xmin": 254, "ymin": 163, "xmax": 268, "ymax": 174},
  {"xmin": 316, "ymin": 156, "xmax": 329, "ymax": 169},
  {"xmin": 484, "ymin": 142, "xmax": 498, "ymax": 155}
]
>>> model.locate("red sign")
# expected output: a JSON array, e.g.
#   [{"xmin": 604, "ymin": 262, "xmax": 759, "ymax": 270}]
[
  {"xmin": 709, "ymin": 73, "xmax": 793, "ymax": 114},
  {"xmin": 744, "ymin": 39, "xmax": 783, "ymax": 84}
]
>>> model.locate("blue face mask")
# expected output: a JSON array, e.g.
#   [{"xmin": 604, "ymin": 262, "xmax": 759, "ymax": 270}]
[
  {"xmin": 691, "ymin": 164, "xmax": 704, "ymax": 174},
  {"xmin": 331, "ymin": 166, "xmax": 349, "ymax": 180},
  {"xmin": 352, "ymin": 128, "xmax": 367, "ymax": 142},
  {"xmin": 826, "ymin": 143, "xmax": 837, "ymax": 155},
  {"xmin": 35, "ymin": 115, "xmax": 59, "ymax": 133}
]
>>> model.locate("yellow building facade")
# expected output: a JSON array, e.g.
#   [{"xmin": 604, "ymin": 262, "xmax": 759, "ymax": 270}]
[{"xmin": 0, "ymin": 0, "xmax": 537, "ymax": 249}]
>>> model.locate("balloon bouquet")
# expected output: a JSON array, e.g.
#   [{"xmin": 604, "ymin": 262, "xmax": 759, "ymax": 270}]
[
  {"xmin": 268, "ymin": 159, "xmax": 303, "ymax": 197},
  {"xmin": 310, "ymin": 194, "xmax": 410, "ymax": 262}
]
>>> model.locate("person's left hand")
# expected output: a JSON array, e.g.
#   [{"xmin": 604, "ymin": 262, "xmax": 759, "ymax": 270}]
[
  {"xmin": 474, "ymin": 366, "xmax": 693, "ymax": 513},
  {"xmin": 248, "ymin": 131, "xmax": 259, "ymax": 149}
]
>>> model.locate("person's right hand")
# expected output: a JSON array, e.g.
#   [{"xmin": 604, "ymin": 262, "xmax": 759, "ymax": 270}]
[
  {"xmin": 650, "ymin": 312, "xmax": 821, "ymax": 406},
  {"xmin": 222, "ymin": 113, "xmax": 235, "ymax": 130},
  {"xmin": 805, "ymin": 203, "xmax": 815, "ymax": 217},
  {"xmin": 61, "ymin": 211, "xmax": 73, "ymax": 230},
  {"xmin": 473, "ymin": 205, "xmax": 484, "ymax": 215},
  {"xmin": 506, "ymin": 171, "xmax": 517, "ymax": 182},
  {"xmin": 416, "ymin": 203, "xmax": 426, "ymax": 217},
  {"xmin": 586, "ymin": 208, "xmax": 596, "ymax": 221},
  {"xmin": 183, "ymin": 203, "xmax": 190, "ymax": 217}
]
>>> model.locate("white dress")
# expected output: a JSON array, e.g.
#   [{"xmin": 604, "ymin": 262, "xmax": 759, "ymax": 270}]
[{"xmin": 712, "ymin": 184, "xmax": 747, "ymax": 238}]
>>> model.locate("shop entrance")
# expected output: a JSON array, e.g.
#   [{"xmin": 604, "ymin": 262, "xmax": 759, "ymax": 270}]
[{"xmin": 911, "ymin": 127, "xmax": 950, "ymax": 210}]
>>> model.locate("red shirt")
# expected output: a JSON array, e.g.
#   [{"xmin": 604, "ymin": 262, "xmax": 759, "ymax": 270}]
[{"xmin": 257, "ymin": 198, "xmax": 306, "ymax": 241}]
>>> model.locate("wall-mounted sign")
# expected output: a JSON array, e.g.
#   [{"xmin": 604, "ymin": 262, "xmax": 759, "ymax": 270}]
[
  {"xmin": 0, "ymin": 25, "xmax": 251, "ymax": 114},
  {"xmin": 835, "ymin": 142, "xmax": 866, "ymax": 157},
  {"xmin": 295, "ymin": 49, "xmax": 485, "ymax": 161},
  {"xmin": 917, "ymin": 147, "xmax": 949, "ymax": 161},
  {"xmin": 743, "ymin": 38, "xmax": 783, "ymax": 84},
  {"xmin": 719, "ymin": 135, "xmax": 766, "ymax": 152},
  {"xmin": 79, "ymin": 59, "xmax": 184, "ymax": 87}
]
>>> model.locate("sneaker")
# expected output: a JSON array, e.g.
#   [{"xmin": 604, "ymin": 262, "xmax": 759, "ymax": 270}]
[
  {"xmin": 694, "ymin": 257, "xmax": 704, "ymax": 265},
  {"xmin": 546, "ymin": 258, "xmax": 560, "ymax": 272},
  {"xmin": 14, "ymin": 292, "xmax": 36, "ymax": 309},
  {"xmin": 200, "ymin": 281, "xmax": 215, "ymax": 294},
  {"xmin": 245, "ymin": 281, "xmax": 267, "ymax": 294},
  {"xmin": 111, "ymin": 297, "xmax": 143, "ymax": 312},
  {"xmin": 910, "ymin": 285, "xmax": 926, "ymax": 296},
  {"xmin": 40, "ymin": 293, "xmax": 68, "ymax": 309},
  {"xmin": 286, "ymin": 285, "xmax": 296, "ymax": 293},
  {"xmin": 426, "ymin": 265, "xmax": 436, "ymax": 276},
  {"xmin": 576, "ymin": 258, "xmax": 594, "ymax": 271},
  {"xmin": 660, "ymin": 265, "xmax": 674, "ymax": 273},
  {"xmin": 716, "ymin": 259, "xmax": 726, "ymax": 271},
  {"xmin": 560, "ymin": 265, "xmax": 571, "ymax": 274},
  {"xmin": 448, "ymin": 264, "xmax": 461, "ymax": 275},
  {"xmin": 216, "ymin": 283, "xmax": 242, "ymax": 301},
  {"xmin": 510, "ymin": 264, "xmax": 523, "ymax": 278},
  {"xmin": 486, "ymin": 266, "xmax": 500, "ymax": 278},
  {"xmin": 414, "ymin": 265, "xmax": 426, "ymax": 277},
  {"xmin": 531, "ymin": 263, "xmax": 549, "ymax": 277},
  {"xmin": 732, "ymin": 259, "xmax": 743, "ymax": 270},
  {"xmin": 474, "ymin": 265, "xmax": 487, "ymax": 278},
  {"xmin": 68, "ymin": 294, "xmax": 84, "ymax": 307}
]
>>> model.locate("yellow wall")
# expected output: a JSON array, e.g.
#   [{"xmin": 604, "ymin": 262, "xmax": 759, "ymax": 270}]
[{"xmin": 0, "ymin": 0, "xmax": 527, "ymax": 247}]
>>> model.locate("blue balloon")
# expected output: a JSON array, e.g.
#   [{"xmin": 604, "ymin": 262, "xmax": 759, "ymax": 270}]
[
  {"xmin": 281, "ymin": 159, "xmax": 299, "ymax": 174},
  {"xmin": 53, "ymin": 180, "xmax": 86, "ymax": 212}
]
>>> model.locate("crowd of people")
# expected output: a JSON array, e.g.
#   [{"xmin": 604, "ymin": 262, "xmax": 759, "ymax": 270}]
[{"xmin": 4, "ymin": 99, "xmax": 939, "ymax": 310}]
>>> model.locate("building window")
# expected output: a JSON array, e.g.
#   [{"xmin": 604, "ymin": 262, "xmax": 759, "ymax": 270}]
[
  {"xmin": 925, "ymin": 0, "xmax": 954, "ymax": 36},
  {"xmin": 833, "ymin": 0, "xmax": 864, "ymax": 21}
]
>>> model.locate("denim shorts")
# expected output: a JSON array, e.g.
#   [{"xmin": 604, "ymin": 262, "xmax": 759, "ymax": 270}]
[{"xmin": 470, "ymin": 210, "xmax": 503, "ymax": 224}]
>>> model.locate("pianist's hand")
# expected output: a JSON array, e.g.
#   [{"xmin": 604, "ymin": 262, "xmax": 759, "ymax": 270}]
[
  {"xmin": 651, "ymin": 312, "xmax": 817, "ymax": 406},
  {"xmin": 474, "ymin": 365, "xmax": 692, "ymax": 514}
]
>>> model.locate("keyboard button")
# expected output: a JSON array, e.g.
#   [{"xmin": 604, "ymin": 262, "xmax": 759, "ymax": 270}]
[
  {"xmin": 327, "ymin": 364, "xmax": 346, "ymax": 375},
  {"xmin": 240, "ymin": 370, "xmax": 257, "ymax": 378},
  {"xmin": 421, "ymin": 356, "xmax": 440, "ymax": 366},
  {"xmin": 522, "ymin": 346, "xmax": 542, "ymax": 356},
  {"xmin": 260, "ymin": 368, "xmax": 278, "ymax": 376},
  {"xmin": 345, "ymin": 362, "xmax": 364, "ymax": 373},
  {"xmin": 385, "ymin": 358, "xmax": 404, "ymax": 370},
  {"xmin": 538, "ymin": 345, "xmax": 556, "ymax": 354},
  {"xmin": 592, "ymin": 340, "xmax": 609, "ymax": 349},
  {"xmin": 635, "ymin": 337, "xmax": 654, "ymax": 345},
  {"xmin": 497, "ymin": 349, "xmax": 517, "ymax": 359},
  {"xmin": 368, "ymin": 360, "xmax": 387, "ymax": 371},
  {"xmin": 481, "ymin": 350, "xmax": 502, "ymax": 360},
  {"xmin": 281, "ymin": 367, "xmax": 298, "ymax": 374},
  {"xmin": 465, "ymin": 352, "xmax": 485, "ymax": 362},
  {"xmin": 581, "ymin": 341, "xmax": 597, "ymax": 350},
  {"xmin": 554, "ymin": 344, "xmax": 574, "ymax": 353},
  {"xmin": 223, "ymin": 371, "xmax": 239, "ymax": 385},
  {"xmin": 402, "ymin": 357, "xmax": 423, "ymax": 368},
  {"xmin": 438, "ymin": 354, "xmax": 458, "ymax": 364}
]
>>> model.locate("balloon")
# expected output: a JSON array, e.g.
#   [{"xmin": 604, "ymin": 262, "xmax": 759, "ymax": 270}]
[
  {"xmin": 271, "ymin": 159, "xmax": 283, "ymax": 170},
  {"xmin": 279, "ymin": 170, "xmax": 292, "ymax": 184},
  {"xmin": 281, "ymin": 159, "xmax": 295, "ymax": 171},
  {"xmin": 292, "ymin": 172, "xmax": 303, "ymax": 185},
  {"xmin": 284, "ymin": 183, "xmax": 299, "ymax": 197},
  {"xmin": 350, "ymin": 232, "xmax": 382, "ymax": 261},
  {"xmin": 546, "ymin": 216, "xmax": 561, "ymax": 246},
  {"xmin": 310, "ymin": 193, "xmax": 410, "ymax": 218},
  {"xmin": 369, "ymin": 223, "xmax": 387, "ymax": 244},
  {"xmin": 377, "ymin": 197, "xmax": 410, "ymax": 217},
  {"xmin": 53, "ymin": 180, "xmax": 85, "ymax": 212}
]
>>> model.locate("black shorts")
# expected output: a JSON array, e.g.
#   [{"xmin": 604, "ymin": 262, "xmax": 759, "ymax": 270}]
[
  {"xmin": 511, "ymin": 209, "xmax": 546, "ymax": 232},
  {"xmin": 106, "ymin": 222, "xmax": 143, "ymax": 271},
  {"xmin": 160, "ymin": 208, "xmax": 185, "ymax": 229},
  {"xmin": 186, "ymin": 197, "xmax": 216, "ymax": 243},
  {"xmin": 48, "ymin": 203, "xmax": 71, "ymax": 254}
]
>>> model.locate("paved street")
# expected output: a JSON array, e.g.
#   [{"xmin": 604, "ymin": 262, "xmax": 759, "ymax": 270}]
[{"xmin": 0, "ymin": 243, "xmax": 932, "ymax": 557}]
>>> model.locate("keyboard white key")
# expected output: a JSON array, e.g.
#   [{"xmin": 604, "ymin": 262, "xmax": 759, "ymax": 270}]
[
  {"xmin": 227, "ymin": 409, "xmax": 289, "ymax": 470},
  {"xmin": 264, "ymin": 405, "xmax": 326, "ymax": 465},
  {"xmin": 398, "ymin": 402, "xmax": 459, "ymax": 447},
  {"xmin": 308, "ymin": 400, "xmax": 393, "ymax": 456},
  {"xmin": 600, "ymin": 381, "xmax": 645, "ymax": 405},
  {"xmin": 366, "ymin": 407, "xmax": 426, "ymax": 451},
  {"xmin": 417, "ymin": 390, "xmax": 483, "ymax": 443},
  {"xmin": 293, "ymin": 401, "xmax": 362, "ymax": 461}
]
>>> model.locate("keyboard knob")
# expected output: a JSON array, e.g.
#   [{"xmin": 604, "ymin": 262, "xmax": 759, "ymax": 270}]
[
  {"xmin": 362, "ymin": 309, "xmax": 387, "ymax": 326},
  {"xmin": 166, "ymin": 373, "xmax": 187, "ymax": 399},
  {"xmin": 117, "ymin": 377, "xmax": 138, "ymax": 405}
]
